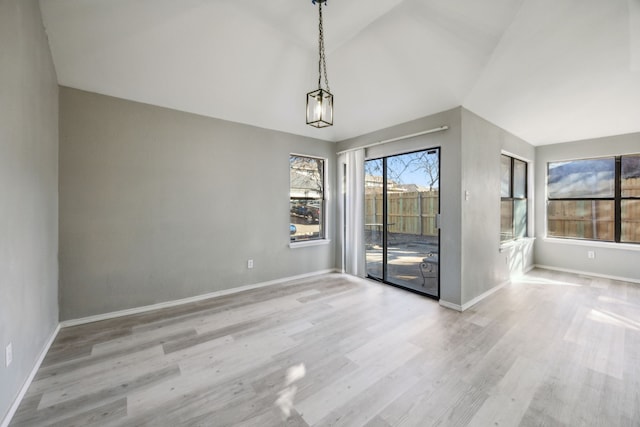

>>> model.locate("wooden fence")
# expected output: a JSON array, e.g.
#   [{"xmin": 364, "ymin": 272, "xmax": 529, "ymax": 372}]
[
  {"xmin": 365, "ymin": 190, "xmax": 439, "ymax": 236},
  {"xmin": 623, "ymin": 177, "xmax": 640, "ymax": 197},
  {"xmin": 548, "ymin": 177, "xmax": 640, "ymax": 242},
  {"xmin": 368, "ymin": 178, "xmax": 640, "ymax": 242},
  {"xmin": 547, "ymin": 200, "xmax": 615, "ymax": 241}
]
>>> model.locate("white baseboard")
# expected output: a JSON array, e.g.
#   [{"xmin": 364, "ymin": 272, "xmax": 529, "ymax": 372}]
[
  {"xmin": 1, "ymin": 324, "xmax": 60, "ymax": 427},
  {"xmin": 60, "ymin": 269, "xmax": 339, "ymax": 328},
  {"xmin": 2, "ymin": 269, "xmax": 341, "ymax": 426},
  {"xmin": 534, "ymin": 265, "xmax": 640, "ymax": 284},
  {"xmin": 439, "ymin": 279, "xmax": 511, "ymax": 313},
  {"xmin": 438, "ymin": 299, "xmax": 462, "ymax": 312},
  {"xmin": 461, "ymin": 280, "xmax": 510, "ymax": 311}
]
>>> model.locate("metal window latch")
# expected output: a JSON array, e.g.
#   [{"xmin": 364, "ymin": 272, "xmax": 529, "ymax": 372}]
[{"xmin": 436, "ymin": 213, "xmax": 441, "ymax": 229}]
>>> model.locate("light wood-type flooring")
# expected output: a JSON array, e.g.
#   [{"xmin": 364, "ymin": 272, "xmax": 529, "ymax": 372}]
[{"xmin": 10, "ymin": 269, "xmax": 640, "ymax": 426}]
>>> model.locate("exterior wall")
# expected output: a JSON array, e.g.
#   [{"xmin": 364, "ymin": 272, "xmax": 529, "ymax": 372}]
[
  {"xmin": 535, "ymin": 133, "xmax": 640, "ymax": 282},
  {"xmin": 59, "ymin": 87, "xmax": 336, "ymax": 320},
  {"xmin": 0, "ymin": 0, "xmax": 59, "ymax": 421}
]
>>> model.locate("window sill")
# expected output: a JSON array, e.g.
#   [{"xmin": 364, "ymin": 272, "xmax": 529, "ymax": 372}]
[
  {"xmin": 289, "ymin": 239, "xmax": 331, "ymax": 249},
  {"xmin": 543, "ymin": 237, "xmax": 640, "ymax": 252},
  {"xmin": 499, "ymin": 237, "xmax": 535, "ymax": 252}
]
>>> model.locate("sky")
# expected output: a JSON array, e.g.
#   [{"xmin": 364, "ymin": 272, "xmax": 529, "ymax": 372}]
[{"xmin": 365, "ymin": 149, "xmax": 440, "ymax": 189}]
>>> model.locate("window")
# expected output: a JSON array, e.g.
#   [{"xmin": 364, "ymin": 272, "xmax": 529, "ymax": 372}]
[
  {"xmin": 621, "ymin": 154, "xmax": 640, "ymax": 243},
  {"xmin": 547, "ymin": 154, "xmax": 640, "ymax": 244},
  {"xmin": 501, "ymin": 155, "xmax": 528, "ymax": 242},
  {"xmin": 290, "ymin": 155, "xmax": 325, "ymax": 242}
]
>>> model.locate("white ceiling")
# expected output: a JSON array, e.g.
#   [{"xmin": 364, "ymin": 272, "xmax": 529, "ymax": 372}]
[{"xmin": 39, "ymin": 0, "xmax": 640, "ymax": 145}]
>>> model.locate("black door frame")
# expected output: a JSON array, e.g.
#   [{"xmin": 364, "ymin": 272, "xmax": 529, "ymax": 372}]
[{"xmin": 365, "ymin": 148, "xmax": 441, "ymax": 300}]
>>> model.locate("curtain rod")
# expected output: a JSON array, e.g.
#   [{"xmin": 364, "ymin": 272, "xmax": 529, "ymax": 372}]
[{"xmin": 336, "ymin": 125, "xmax": 449, "ymax": 155}]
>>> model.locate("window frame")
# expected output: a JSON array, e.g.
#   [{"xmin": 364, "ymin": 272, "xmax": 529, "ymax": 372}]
[
  {"xmin": 501, "ymin": 154, "xmax": 528, "ymax": 242},
  {"xmin": 620, "ymin": 154, "xmax": 640, "ymax": 243},
  {"xmin": 289, "ymin": 154, "xmax": 327, "ymax": 245},
  {"xmin": 546, "ymin": 154, "xmax": 640, "ymax": 244}
]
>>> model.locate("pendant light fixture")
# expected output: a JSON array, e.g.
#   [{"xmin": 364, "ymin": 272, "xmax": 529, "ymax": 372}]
[{"xmin": 306, "ymin": 0, "xmax": 333, "ymax": 128}]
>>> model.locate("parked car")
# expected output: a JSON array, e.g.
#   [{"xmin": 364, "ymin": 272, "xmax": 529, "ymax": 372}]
[{"xmin": 290, "ymin": 201, "xmax": 320, "ymax": 223}]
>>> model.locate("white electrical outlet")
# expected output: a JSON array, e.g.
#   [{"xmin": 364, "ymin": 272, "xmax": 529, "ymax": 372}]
[
  {"xmin": 248, "ymin": 259, "xmax": 254, "ymax": 269},
  {"xmin": 587, "ymin": 250, "xmax": 595, "ymax": 259},
  {"xmin": 6, "ymin": 342, "xmax": 12, "ymax": 367}
]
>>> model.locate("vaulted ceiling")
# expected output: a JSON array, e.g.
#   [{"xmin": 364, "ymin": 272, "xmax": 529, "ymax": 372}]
[{"xmin": 39, "ymin": 0, "xmax": 640, "ymax": 145}]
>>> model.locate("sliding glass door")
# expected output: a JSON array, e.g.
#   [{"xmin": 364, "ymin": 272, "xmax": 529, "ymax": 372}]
[{"xmin": 365, "ymin": 149, "xmax": 440, "ymax": 298}]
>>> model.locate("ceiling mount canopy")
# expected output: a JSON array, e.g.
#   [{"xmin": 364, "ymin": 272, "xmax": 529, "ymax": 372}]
[{"xmin": 306, "ymin": 0, "xmax": 333, "ymax": 128}]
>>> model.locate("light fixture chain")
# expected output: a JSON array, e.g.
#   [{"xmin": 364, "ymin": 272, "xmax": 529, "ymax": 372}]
[{"xmin": 318, "ymin": 2, "xmax": 330, "ymax": 93}]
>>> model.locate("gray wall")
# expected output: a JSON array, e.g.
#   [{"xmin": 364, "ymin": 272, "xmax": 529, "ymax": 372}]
[
  {"xmin": 336, "ymin": 107, "xmax": 537, "ymax": 308},
  {"xmin": 535, "ymin": 133, "xmax": 640, "ymax": 282},
  {"xmin": 0, "ymin": 0, "xmax": 59, "ymax": 421},
  {"xmin": 59, "ymin": 87, "xmax": 336, "ymax": 320},
  {"xmin": 460, "ymin": 109, "xmax": 535, "ymax": 305},
  {"xmin": 337, "ymin": 107, "xmax": 464, "ymax": 306}
]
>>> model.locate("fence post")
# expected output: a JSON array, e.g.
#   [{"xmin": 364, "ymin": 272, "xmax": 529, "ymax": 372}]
[
  {"xmin": 418, "ymin": 192, "xmax": 423, "ymax": 236},
  {"xmin": 592, "ymin": 200, "xmax": 597, "ymax": 239},
  {"xmin": 372, "ymin": 193, "xmax": 376, "ymax": 225}
]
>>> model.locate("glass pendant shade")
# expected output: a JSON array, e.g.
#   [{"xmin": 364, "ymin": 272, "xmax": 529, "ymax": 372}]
[{"xmin": 306, "ymin": 88, "xmax": 333, "ymax": 128}]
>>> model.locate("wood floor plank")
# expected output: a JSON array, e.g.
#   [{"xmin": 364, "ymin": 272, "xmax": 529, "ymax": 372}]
[
  {"xmin": 312, "ymin": 354, "xmax": 427, "ymax": 427},
  {"xmin": 363, "ymin": 415, "xmax": 393, "ymax": 427},
  {"xmin": 91, "ymin": 325, "xmax": 198, "ymax": 355},
  {"xmin": 466, "ymin": 356, "xmax": 546, "ymax": 427},
  {"xmin": 190, "ymin": 289, "xmax": 319, "ymax": 335},
  {"xmin": 564, "ymin": 305, "xmax": 626, "ymax": 379},
  {"xmin": 9, "ymin": 270, "xmax": 640, "ymax": 426},
  {"xmin": 48, "ymin": 397, "xmax": 127, "ymax": 427},
  {"xmin": 236, "ymin": 408, "xmax": 309, "ymax": 427},
  {"xmin": 380, "ymin": 375, "xmax": 487, "ymax": 427},
  {"xmin": 622, "ymin": 328, "xmax": 640, "ymax": 424},
  {"xmin": 30, "ymin": 345, "xmax": 166, "ymax": 396},
  {"xmin": 295, "ymin": 340, "xmax": 423, "ymax": 425},
  {"xmin": 12, "ymin": 365, "xmax": 179, "ymax": 426},
  {"xmin": 162, "ymin": 318, "xmax": 265, "ymax": 354}
]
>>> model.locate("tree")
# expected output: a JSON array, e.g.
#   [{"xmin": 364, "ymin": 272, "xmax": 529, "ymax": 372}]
[
  {"xmin": 365, "ymin": 150, "xmax": 439, "ymax": 190},
  {"xmin": 411, "ymin": 151, "xmax": 439, "ymax": 190}
]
